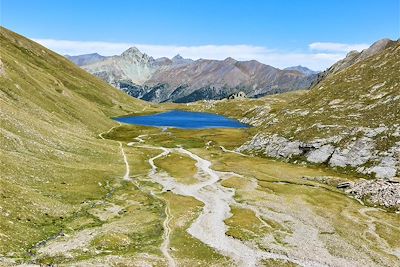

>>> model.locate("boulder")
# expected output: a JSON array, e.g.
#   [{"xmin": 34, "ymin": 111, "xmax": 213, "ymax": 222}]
[
  {"xmin": 306, "ymin": 144, "xmax": 335, "ymax": 163},
  {"xmin": 337, "ymin": 182, "xmax": 352, "ymax": 189},
  {"xmin": 329, "ymin": 137, "xmax": 374, "ymax": 167},
  {"xmin": 366, "ymin": 156, "xmax": 397, "ymax": 179}
]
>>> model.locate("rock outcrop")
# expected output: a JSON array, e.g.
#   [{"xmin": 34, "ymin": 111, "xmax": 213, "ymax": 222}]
[
  {"xmin": 239, "ymin": 129, "xmax": 399, "ymax": 179},
  {"xmin": 227, "ymin": 91, "xmax": 247, "ymax": 100},
  {"xmin": 306, "ymin": 144, "xmax": 335, "ymax": 163},
  {"xmin": 329, "ymin": 137, "xmax": 374, "ymax": 167}
]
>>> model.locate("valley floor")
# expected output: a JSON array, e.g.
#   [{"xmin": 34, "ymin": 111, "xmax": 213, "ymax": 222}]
[{"xmin": 6, "ymin": 124, "xmax": 398, "ymax": 267}]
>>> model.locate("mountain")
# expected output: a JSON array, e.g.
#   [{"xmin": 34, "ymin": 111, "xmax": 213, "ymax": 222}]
[
  {"xmin": 0, "ymin": 27, "xmax": 152, "ymax": 256},
  {"xmin": 74, "ymin": 48, "xmax": 315, "ymax": 103},
  {"xmin": 65, "ymin": 53, "xmax": 108, "ymax": 66},
  {"xmin": 82, "ymin": 47, "xmax": 156, "ymax": 87},
  {"xmin": 143, "ymin": 57, "xmax": 312, "ymax": 102},
  {"xmin": 312, "ymin": 38, "xmax": 397, "ymax": 87},
  {"xmin": 284, "ymin": 65, "xmax": 319, "ymax": 76},
  {"xmin": 170, "ymin": 54, "xmax": 194, "ymax": 65},
  {"xmin": 190, "ymin": 39, "xmax": 400, "ymax": 180}
]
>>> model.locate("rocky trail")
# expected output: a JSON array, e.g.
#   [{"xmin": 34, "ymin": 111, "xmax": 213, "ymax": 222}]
[
  {"xmin": 118, "ymin": 141, "xmax": 131, "ymax": 182},
  {"xmin": 99, "ymin": 124, "xmax": 131, "ymax": 182},
  {"xmin": 161, "ymin": 203, "xmax": 176, "ymax": 267}
]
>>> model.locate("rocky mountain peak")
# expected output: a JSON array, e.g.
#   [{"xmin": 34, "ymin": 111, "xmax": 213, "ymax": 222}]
[
  {"xmin": 358, "ymin": 38, "xmax": 396, "ymax": 60},
  {"xmin": 311, "ymin": 38, "xmax": 398, "ymax": 88},
  {"xmin": 121, "ymin": 46, "xmax": 152, "ymax": 62},
  {"xmin": 170, "ymin": 54, "xmax": 193, "ymax": 65},
  {"xmin": 224, "ymin": 57, "xmax": 237, "ymax": 64},
  {"xmin": 284, "ymin": 65, "xmax": 319, "ymax": 76},
  {"xmin": 172, "ymin": 54, "xmax": 184, "ymax": 61},
  {"xmin": 121, "ymin": 46, "xmax": 141, "ymax": 55}
]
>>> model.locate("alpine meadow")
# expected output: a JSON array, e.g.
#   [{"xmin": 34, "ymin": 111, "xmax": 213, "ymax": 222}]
[{"xmin": 1, "ymin": 0, "xmax": 399, "ymax": 266}]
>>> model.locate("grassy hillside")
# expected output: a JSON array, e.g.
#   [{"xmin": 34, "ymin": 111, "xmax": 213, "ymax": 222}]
[
  {"xmin": 0, "ymin": 27, "xmax": 160, "ymax": 259},
  {"xmin": 189, "ymin": 42, "xmax": 399, "ymax": 179}
]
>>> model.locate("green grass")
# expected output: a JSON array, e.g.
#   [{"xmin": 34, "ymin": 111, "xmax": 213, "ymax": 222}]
[
  {"xmin": 34, "ymin": 179, "xmax": 165, "ymax": 265},
  {"xmin": 261, "ymin": 259, "xmax": 300, "ymax": 267},
  {"xmin": 104, "ymin": 124, "xmax": 251, "ymax": 150},
  {"xmin": 224, "ymin": 207, "xmax": 269, "ymax": 241},
  {"xmin": 155, "ymin": 152, "xmax": 199, "ymax": 184}
]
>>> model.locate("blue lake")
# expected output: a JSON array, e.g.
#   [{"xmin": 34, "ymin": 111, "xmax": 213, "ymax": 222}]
[{"xmin": 114, "ymin": 110, "xmax": 249, "ymax": 129}]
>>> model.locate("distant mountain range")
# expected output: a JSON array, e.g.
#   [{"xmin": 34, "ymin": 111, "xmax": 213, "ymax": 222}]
[
  {"xmin": 284, "ymin": 65, "xmax": 319, "ymax": 76},
  {"xmin": 65, "ymin": 53, "xmax": 108, "ymax": 66},
  {"xmin": 66, "ymin": 48, "xmax": 318, "ymax": 103}
]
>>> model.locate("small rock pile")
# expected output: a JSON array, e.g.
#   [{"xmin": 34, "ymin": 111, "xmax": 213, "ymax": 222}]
[{"xmin": 346, "ymin": 179, "xmax": 400, "ymax": 210}]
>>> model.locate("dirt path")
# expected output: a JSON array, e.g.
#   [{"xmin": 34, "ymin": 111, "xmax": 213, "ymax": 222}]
[
  {"xmin": 161, "ymin": 203, "xmax": 176, "ymax": 267},
  {"xmin": 127, "ymin": 134, "xmax": 147, "ymax": 145},
  {"xmin": 99, "ymin": 129, "xmax": 176, "ymax": 266},
  {"xmin": 99, "ymin": 124, "xmax": 131, "ymax": 182},
  {"xmin": 119, "ymin": 141, "xmax": 131, "ymax": 181},
  {"xmin": 98, "ymin": 124, "xmax": 120, "ymax": 140},
  {"xmin": 219, "ymin": 145, "xmax": 248, "ymax": 157}
]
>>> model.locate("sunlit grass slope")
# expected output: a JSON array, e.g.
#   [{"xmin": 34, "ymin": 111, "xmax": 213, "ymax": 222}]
[{"xmin": 0, "ymin": 26, "xmax": 156, "ymax": 258}]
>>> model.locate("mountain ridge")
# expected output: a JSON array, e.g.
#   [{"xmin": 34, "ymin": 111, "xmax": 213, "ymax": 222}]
[
  {"xmin": 311, "ymin": 38, "xmax": 398, "ymax": 87},
  {"xmin": 65, "ymin": 53, "xmax": 108, "ymax": 66},
  {"xmin": 284, "ymin": 65, "xmax": 319, "ymax": 76},
  {"xmin": 70, "ymin": 47, "xmax": 318, "ymax": 102}
]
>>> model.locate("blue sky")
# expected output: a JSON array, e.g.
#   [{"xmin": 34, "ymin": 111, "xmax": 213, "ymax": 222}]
[{"xmin": 1, "ymin": 0, "xmax": 399, "ymax": 69}]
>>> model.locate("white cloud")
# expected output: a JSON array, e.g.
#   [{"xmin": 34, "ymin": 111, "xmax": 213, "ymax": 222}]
[
  {"xmin": 31, "ymin": 39, "xmax": 133, "ymax": 56},
  {"xmin": 32, "ymin": 38, "xmax": 370, "ymax": 70},
  {"xmin": 309, "ymin": 42, "xmax": 370, "ymax": 53}
]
